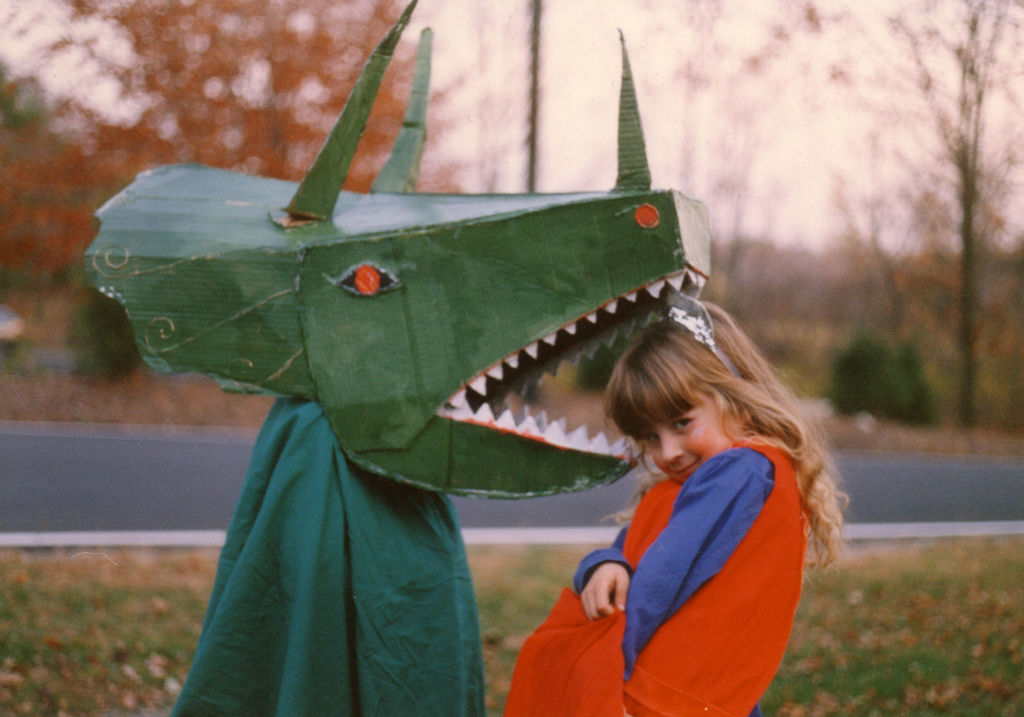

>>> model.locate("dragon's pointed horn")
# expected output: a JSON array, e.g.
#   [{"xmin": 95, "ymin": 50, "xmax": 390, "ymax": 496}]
[
  {"xmin": 614, "ymin": 31, "xmax": 652, "ymax": 191},
  {"xmin": 372, "ymin": 27, "xmax": 432, "ymax": 194},
  {"xmin": 285, "ymin": 0, "xmax": 419, "ymax": 220}
]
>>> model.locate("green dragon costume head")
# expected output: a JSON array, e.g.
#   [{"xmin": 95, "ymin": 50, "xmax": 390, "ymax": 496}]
[{"xmin": 85, "ymin": 0, "xmax": 711, "ymax": 496}]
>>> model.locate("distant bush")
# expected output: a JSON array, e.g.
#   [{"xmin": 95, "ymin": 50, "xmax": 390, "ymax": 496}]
[
  {"xmin": 830, "ymin": 331, "xmax": 936, "ymax": 425},
  {"xmin": 71, "ymin": 288, "xmax": 141, "ymax": 379},
  {"xmin": 830, "ymin": 332, "xmax": 893, "ymax": 417},
  {"xmin": 574, "ymin": 344, "xmax": 620, "ymax": 391},
  {"xmin": 891, "ymin": 341, "xmax": 937, "ymax": 424}
]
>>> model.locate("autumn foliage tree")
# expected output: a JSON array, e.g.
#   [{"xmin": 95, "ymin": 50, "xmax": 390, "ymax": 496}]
[
  {"xmin": 0, "ymin": 66, "xmax": 117, "ymax": 281},
  {"xmin": 1, "ymin": 0, "xmax": 445, "ymax": 281}
]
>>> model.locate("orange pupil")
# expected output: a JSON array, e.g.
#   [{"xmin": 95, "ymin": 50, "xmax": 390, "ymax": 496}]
[{"xmin": 354, "ymin": 265, "xmax": 381, "ymax": 295}]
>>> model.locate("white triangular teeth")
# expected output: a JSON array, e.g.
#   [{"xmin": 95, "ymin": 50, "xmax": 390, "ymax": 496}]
[
  {"xmin": 543, "ymin": 420, "xmax": 567, "ymax": 444},
  {"xmin": 567, "ymin": 425, "xmax": 590, "ymax": 449},
  {"xmin": 470, "ymin": 375, "xmax": 488, "ymax": 395},
  {"xmin": 448, "ymin": 404, "xmax": 474, "ymax": 420},
  {"xmin": 451, "ymin": 271, "xmax": 689, "ymax": 403},
  {"xmin": 496, "ymin": 410, "xmax": 517, "ymax": 431},
  {"xmin": 442, "ymin": 390, "xmax": 473, "ymax": 420},
  {"xmin": 448, "ymin": 389, "xmax": 467, "ymax": 409},
  {"xmin": 438, "ymin": 270, "xmax": 698, "ymax": 457},
  {"xmin": 518, "ymin": 414, "xmax": 541, "ymax": 437},
  {"xmin": 439, "ymin": 397, "xmax": 629, "ymax": 458},
  {"xmin": 474, "ymin": 402, "xmax": 495, "ymax": 423}
]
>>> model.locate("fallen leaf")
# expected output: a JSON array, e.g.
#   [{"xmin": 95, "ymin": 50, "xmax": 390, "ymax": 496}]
[
  {"xmin": 146, "ymin": 653, "xmax": 169, "ymax": 679},
  {"xmin": 120, "ymin": 690, "xmax": 138, "ymax": 709},
  {"xmin": 0, "ymin": 671, "xmax": 24, "ymax": 688},
  {"xmin": 151, "ymin": 597, "xmax": 170, "ymax": 616},
  {"xmin": 164, "ymin": 676, "xmax": 182, "ymax": 695}
]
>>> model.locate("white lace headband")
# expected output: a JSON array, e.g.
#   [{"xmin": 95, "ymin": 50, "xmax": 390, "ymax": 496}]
[{"xmin": 665, "ymin": 291, "xmax": 741, "ymax": 378}]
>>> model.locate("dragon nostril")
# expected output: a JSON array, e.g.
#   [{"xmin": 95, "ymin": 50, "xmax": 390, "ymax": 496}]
[{"xmin": 634, "ymin": 203, "xmax": 659, "ymax": 228}]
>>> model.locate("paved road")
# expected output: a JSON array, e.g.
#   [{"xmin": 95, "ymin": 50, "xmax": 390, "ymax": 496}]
[{"xmin": 2, "ymin": 422, "xmax": 1024, "ymax": 533}]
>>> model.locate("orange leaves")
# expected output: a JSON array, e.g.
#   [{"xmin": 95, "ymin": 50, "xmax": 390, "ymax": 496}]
[{"xmin": 2, "ymin": 0, "xmax": 436, "ymax": 280}]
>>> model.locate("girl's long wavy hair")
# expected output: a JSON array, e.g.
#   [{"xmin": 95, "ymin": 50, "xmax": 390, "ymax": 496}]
[{"xmin": 605, "ymin": 303, "xmax": 847, "ymax": 567}]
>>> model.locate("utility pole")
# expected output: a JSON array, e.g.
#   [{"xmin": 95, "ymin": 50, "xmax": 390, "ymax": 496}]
[{"xmin": 527, "ymin": 0, "xmax": 542, "ymax": 192}]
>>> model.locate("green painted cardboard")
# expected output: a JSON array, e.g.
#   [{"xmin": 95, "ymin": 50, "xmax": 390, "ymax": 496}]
[{"xmin": 85, "ymin": 1, "xmax": 712, "ymax": 496}]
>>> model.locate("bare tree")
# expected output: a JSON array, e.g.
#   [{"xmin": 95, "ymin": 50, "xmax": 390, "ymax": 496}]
[
  {"xmin": 832, "ymin": 174, "xmax": 913, "ymax": 338},
  {"xmin": 887, "ymin": 0, "xmax": 1024, "ymax": 425}
]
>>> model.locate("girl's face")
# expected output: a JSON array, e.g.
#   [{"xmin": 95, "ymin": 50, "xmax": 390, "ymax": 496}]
[{"xmin": 641, "ymin": 396, "xmax": 738, "ymax": 482}]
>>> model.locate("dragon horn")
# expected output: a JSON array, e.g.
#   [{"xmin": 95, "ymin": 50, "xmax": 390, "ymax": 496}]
[
  {"xmin": 614, "ymin": 31, "xmax": 652, "ymax": 191},
  {"xmin": 285, "ymin": 0, "xmax": 419, "ymax": 220},
  {"xmin": 372, "ymin": 27, "xmax": 432, "ymax": 194}
]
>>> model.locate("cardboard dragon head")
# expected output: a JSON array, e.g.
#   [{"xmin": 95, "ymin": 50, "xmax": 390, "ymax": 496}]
[{"xmin": 85, "ymin": 0, "xmax": 711, "ymax": 496}]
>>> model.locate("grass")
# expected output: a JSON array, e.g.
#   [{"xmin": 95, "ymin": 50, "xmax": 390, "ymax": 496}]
[
  {"xmin": 0, "ymin": 549, "xmax": 213, "ymax": 715},
  {"xmin": 1, "ymin": 538, "xmax": 1023, "ymax": 716}
]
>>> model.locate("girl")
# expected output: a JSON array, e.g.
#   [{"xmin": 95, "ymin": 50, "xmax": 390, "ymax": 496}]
[{"xmin": 503, "ymin": 296, "xmax": 845, "ymax": 717}]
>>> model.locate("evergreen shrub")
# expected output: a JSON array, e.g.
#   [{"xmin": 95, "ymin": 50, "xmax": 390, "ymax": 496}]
[
  {"xmin": 574, "ymin": 344, "xmax": 619, "ymax": 391},
  {"xmin": 830, "ymin": 331, "xmax": 936, "ymax": 425},
  {"xmin": 71, "ymin": 288, "xmax": 141, "ymax": 378}
]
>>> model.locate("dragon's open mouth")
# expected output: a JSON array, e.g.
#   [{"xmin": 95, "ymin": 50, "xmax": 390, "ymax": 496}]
[{"xmin": 438, "ymin": 269, "xmax": 704, "ymax": 458}]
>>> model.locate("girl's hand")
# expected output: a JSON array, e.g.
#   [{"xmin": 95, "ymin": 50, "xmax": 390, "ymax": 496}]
[{"xmin": 580, "ymin": 562, "xmax": 630, "ymax": 620}]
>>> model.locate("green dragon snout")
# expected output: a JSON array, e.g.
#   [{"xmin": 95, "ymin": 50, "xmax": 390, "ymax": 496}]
[{"xmin": 85, "ymin": 0, "xmax": 711, "ymax": 496}]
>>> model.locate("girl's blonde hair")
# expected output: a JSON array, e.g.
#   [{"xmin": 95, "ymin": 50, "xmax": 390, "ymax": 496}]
[{"xmin": 605, "ymin": 303, "xmax": 847, "ymax": 567}]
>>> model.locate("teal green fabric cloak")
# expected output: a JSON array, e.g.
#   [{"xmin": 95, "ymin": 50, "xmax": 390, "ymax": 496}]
[{"xmin": 171, "ymin": 398, "xmax": 485, "ymax": 716}]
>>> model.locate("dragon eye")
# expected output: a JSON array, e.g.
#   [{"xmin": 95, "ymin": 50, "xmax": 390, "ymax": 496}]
[{"xmin": 337, "ymin": 263, "xmax": 399, "ymax": 296}]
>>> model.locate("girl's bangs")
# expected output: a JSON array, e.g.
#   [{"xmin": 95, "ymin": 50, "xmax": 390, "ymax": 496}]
[{"xmin": 608, "ymin": 350, "xmax": 697, "ymax": 438}]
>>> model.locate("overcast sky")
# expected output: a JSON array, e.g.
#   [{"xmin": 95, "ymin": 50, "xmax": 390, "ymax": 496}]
[
  {"xmin": 3, "ymin": 0, "xmax": 1018, "ymax": 250},
  {"xmin": 411, "ymin": 0, "xmax": 892, "ymax": 248}
]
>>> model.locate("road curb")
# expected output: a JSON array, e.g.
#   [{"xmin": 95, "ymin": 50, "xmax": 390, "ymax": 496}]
[{"xmin": 3, "ymin": 521, "xmax": 1024, "ymax": 548}]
